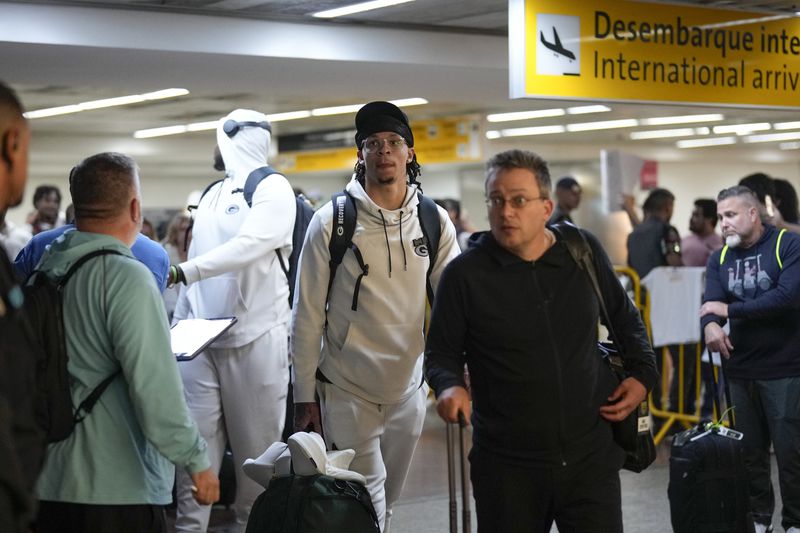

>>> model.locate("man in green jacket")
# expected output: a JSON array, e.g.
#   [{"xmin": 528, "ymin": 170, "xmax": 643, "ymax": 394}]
[{"xmin": 33, "ymin": 152, "xmax": 218, "ymax": 533}]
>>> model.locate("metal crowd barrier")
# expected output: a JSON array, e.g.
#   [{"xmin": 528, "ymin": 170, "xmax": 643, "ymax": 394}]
[{"xmin": 614, "ymin": 266, "xmax": 726, "ymax": 445}]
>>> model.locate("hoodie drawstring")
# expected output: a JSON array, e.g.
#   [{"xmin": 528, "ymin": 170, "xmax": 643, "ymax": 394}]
[
  {"xmin": 379, "ymin": 210, "xmax": 393, "ymax": 278},
  {"xmin": 398, "ymin": 211, "xmax": 408, "ymax": 272}
]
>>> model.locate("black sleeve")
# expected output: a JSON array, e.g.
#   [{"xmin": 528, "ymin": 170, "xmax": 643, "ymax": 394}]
[
  {"xmin": 585, "ymin": 230, "xmax": 659, "ymax": 391},
  {"xmin": 700, "ymin": 250, "xmax": 727, "ymax": 330},
  {"xmin": 424, "ymin": 260, "xmax": 468, "ymax": 397}
]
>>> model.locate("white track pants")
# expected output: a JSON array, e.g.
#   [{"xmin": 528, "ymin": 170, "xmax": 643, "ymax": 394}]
[
  {"xmin": 317, "ymin": 380, "xmax": 428, "ymax": 533},
  {"xmin": 175, "ymin": 324, "xmax": 289, "ymax": 532}
]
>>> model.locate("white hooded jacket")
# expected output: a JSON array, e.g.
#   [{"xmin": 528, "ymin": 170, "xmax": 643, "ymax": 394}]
[
  {"xmin": 291, "ymin": 178, "xmax": 460, "ymax": 405},
  {"xmin": 174, "ymin": 109, "xmax": 295, "ymax": 348}
]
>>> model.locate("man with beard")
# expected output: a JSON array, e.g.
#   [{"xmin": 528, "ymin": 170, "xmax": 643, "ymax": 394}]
[
  {"xmin": 291, "ymin": 101, "xmax": 459, "ymax": 532},
  {"xmin": 170, "ymin": 109, "xmax": 295, "ymax": 531},
  {"xmin": 701, "ymin": 185, "xmax": 800, "ymax": 533}
]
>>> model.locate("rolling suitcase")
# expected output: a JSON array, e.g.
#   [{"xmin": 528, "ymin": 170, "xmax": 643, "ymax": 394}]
[
  {"xmin": 446, "ymin": 412, "xmax": 471, "ymax": 533},
  {"xmin": 668, "ymin": 359, "xmax": 754, "ymax": 533}
]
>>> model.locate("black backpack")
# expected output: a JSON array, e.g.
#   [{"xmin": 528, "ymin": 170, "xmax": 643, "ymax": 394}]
[
  {"xmin": 326, "ymin": 190, "xmax": 441, "ymax": 311},
  {"xmin": 193, "ymin": 167, "xmax": 314, "ymax": 307},
  {"xmin": 243, "ymin": 166, "xmax": 315, "ymax": 307},
  {"xmin": 245, "ymin": 474, "xmax": 379, "ymax": 533},
  {"xmin": 21, "ymin": 249, "xmax": 122, "ymax": 443}
]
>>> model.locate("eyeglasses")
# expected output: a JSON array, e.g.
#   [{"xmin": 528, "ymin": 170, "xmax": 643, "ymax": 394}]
[
  {"xmin": 362, "ymin": 137, "xmax": 407, "ymax": 153},
  {"xmin": 485, "ymin": 195, "xmax": 547, "ymax": 210}
]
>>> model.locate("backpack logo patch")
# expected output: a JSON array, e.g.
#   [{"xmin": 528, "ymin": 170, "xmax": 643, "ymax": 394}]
[
  {"xmin": 225, "ymin": 204, "xmax": 240, "ymax": 215},
  {"xmin": 413, "ymin": 237, "xmax": 429, "ymax": 257}
]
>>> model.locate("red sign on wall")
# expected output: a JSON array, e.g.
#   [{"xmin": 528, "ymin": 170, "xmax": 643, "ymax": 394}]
[{"xmin": 640, "ymin": 160, "xmax": 658, "ymax": 189}]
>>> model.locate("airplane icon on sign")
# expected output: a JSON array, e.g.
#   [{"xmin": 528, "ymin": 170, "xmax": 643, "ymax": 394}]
[{"xmin": 539, "ymin": 27, "xmax": 575, "ymax": 61}]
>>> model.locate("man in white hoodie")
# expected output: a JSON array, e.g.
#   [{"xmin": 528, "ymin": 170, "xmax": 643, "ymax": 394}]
[
  {"xmin": 291, "ymin": 101, "xmax": 460, "ymax": 532},
  {"xmin": 170, "ymin": 109, "xmax": 295, "ymax": 531}
]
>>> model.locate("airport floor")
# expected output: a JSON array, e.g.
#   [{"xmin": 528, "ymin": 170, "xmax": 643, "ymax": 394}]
[{"xmin": 181, "ymin": 402, "xmax": 781, "ymax": 533}]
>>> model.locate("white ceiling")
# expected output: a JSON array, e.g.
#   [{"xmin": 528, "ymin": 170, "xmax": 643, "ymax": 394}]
[{"xmin": 2, "ymin": 0, "xmax": 800, "ymax": 190}]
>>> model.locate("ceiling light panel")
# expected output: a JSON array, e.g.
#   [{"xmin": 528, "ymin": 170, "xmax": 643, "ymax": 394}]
[
  {"xmin": 629, "ymin": 128, "xmax": 698, "ymax": 140},
  {"xmin": 24, "ymin": 88, "xmax": 189, "ymax": 119},
  {"xmin": 312, "ymin": 0, "xmax": 415, "ymax": 18},
  {"xmin": 641, "ymin": 114, "xmax": 724, "ymax": 126},
  {"xmin": 311, "ymin": 98, "xmax": 426, "ymax": 117},
  {"xmin": 389, "ymin": 98, "xmax": 428, "ymax": 107},
  {"xmin": 712, "ymin": 123, "xmax": 771, "ymax": 135},
  {"xmin": 312, "ymin": 104, "xmax": 364, "ymax": 116},
  {"xmin": 566, "ymin": 119, "xmax": 638, "ymax": 132},
  {"xmin": 268, "ymin": 110, "xmax": 313, "ymax": 122},
  {"xmin": 498, "ymin": 125, "xmax": 566, "ymax": 137},
  {"xmin": 487, "ymin": 109, "xmax": 565, "ymax": 122},
  {"xmin": 773, "ymin": 121, "xmax": 800, "ymax": 130},
  {"xmin": 134, "ymin": 125, "xmax": 188, "ymax": 139},
  {"xmin": 744, "ymin": 131, "xmax": 800, "ymax": 143},
  {"xmin": 677, "ymin": 137, "xmax": 736, "ymax": 148},
  {"xmin": 566, "ymin": 105, "xmax": 611, "ymax": 115}
]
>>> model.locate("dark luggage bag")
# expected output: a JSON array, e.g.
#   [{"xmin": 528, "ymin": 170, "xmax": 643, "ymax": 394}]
[
  {"xmin": 245, "ymin": 473, "xmax": 379, "ymax": 533},
  {"xmin": 668, "ymin": 360, "xmax": 754, "ymax": 533}
]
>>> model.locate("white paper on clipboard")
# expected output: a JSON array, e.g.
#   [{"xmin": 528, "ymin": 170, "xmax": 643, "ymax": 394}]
[{"xmin": 171, "ymin": 317, "xmax": 237, "ymax": 361}]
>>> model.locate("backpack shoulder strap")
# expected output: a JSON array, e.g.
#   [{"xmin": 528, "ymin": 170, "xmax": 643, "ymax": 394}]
[
  {"xmin": 416, "ymin": 192, "xmax": 441, "ymax": 304},
  {"xmin": 59, "ymin": 248, "xmax": 125, "ymax": 288},
  {"xmin": 553, "ymin": 221, "xmax": 591, "ymax": 269},
  {"xmin": 243, "ymin": 166, "xmax": 279, "ymax": 208},
  {"xmin": 188, "ymin": 178, "xmax": 224, "ymax": 212},
  {"xmin": 552, "ymin": 222, "xmax": 621, "ymax": 349},
  {"xmin": 48, "ymin": 249, "xmax": 124, "ymax": 425},
  {"xmin": 327, "ymin": 191, "xmax": 364, "ymax": 310},
  {"xmin": 328, "ymin": 191, "xmax": 357, "ymax": 273}
]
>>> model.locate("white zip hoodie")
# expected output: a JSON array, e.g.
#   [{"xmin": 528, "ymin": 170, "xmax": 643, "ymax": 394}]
[
  {"xmin": 174, "ymin": 109, "xmax": 295, "ymax": 348},
  {"xmin": 291, "ymin": 178, "xmax": 459, "ymax": 405}
]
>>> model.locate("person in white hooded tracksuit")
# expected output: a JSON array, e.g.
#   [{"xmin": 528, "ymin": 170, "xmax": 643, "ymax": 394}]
[
  {"xmin": 170, "ymin": 109, "xmax": 295, "ymax": 531},
  {"xmin": 291, "ymin": 101, "xmax": 460, "ymax": 533}
]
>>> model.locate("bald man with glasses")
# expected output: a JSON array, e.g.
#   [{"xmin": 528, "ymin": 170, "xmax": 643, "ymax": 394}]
[{"xmin": 426, "ymin": 149, "xmax": 656, "ymax": 533}]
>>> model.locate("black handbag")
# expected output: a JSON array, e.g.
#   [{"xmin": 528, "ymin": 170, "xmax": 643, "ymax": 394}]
[{"xmin": 554, "ymin": 223, "xmax": 657, "ymax": 473}]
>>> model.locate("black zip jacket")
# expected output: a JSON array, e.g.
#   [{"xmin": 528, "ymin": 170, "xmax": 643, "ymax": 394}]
[{"xmin": 425, "ymin": 229, "xmax": 657, "ymax": 467}]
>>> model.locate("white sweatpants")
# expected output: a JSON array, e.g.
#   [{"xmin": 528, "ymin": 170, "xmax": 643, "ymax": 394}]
[
  {"xmin": 175, "ymin": 324, "xmax": 289, "ymax": 532},
  {"xmin": 317, "ymin": 380, "xmax": 428, "ymax": 533}
]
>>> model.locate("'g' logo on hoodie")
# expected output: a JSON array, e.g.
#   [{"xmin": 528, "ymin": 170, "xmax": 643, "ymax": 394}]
[
  {"xmin": 225, "ymin": 205, "xmax": 240, "ymax": 215},
  {"xmin": 413, "ymin": 237, "xmax": 429, "ymax": 257}
]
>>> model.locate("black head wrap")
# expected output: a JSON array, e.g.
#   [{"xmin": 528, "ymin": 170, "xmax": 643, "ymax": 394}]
[{"xmin": 354, "ymin": 101, "xmax": 414, "ymax": 148}]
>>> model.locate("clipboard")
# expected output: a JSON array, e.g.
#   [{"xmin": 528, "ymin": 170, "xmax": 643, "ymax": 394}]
[{"xmin": 170, "ymin": 317, "xmax": 238, "ymax": 361}]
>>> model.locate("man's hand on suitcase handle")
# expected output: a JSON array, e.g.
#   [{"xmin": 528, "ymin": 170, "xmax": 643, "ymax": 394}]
[
  {"xmin": 703, "ymin": 322, "xmax": 733, "ymax": 359},
  {"xmin": 599, "ymin": 377, "xmax": 647, "ymax": 422},
  {"xmin": 435, "ymin": 386, "xmax": 471, "ymax": 425},
  {"xmin": 293, "ymin": 402, "xmax": 323, "ymax": 434},
  {"xmin": 190, "ymin": 468, "xmax": 220, "ymax": 506}
]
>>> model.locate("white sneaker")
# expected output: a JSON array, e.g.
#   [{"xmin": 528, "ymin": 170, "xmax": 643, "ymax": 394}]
[
  {"xmin": 242, "ymin": 441, "xmax": 290, "ymax": 488},
  {"xmin": 753, "ymin": 523, "xmax": 773, "ymax": 533},
  {"xmin": 786, "ymin": 527, "xmax": 799, "ymax": 533},
  {"xmin": 288, "ymin": 431, "xmax": 328, "ymax": 476}
]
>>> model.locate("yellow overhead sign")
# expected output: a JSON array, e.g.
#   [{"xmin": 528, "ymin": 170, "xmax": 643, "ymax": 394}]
[
  {"xmin": 509, "ymin": 0, "xmax": 800, "ymax": 108},
  {"xmin": 274, "ymin": 115, "xmax": 482, "ymax": 174},
  {"xmin": 273, "ymin": 148, "xmax": 357, "ymax": 175},
  {"xmin": 412, "ymin": 115, "xmax": 483, "ymax": 165}
]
